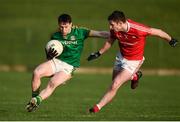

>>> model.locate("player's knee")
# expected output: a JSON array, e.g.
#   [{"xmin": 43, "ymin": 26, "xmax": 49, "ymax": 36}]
[
  {"xmin": 33, "ymin": 68, "xmax": 41, "ymax": 78},
  {"xmin": 48, "ymin": 81, "xmax": 57, "ymax": 90}
]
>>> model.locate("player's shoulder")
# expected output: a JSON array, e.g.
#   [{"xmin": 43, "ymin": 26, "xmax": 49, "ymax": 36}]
[
  {"xmin": 72, "ymin": 25, "xmax": 90, "ymax": 31},
  {"xmin": 128, "ymin": 19, "xmax": 149, "ymax": 28},
  {"xmin": 72, "ymin": 25, "xmax": 90, "ymax": 36},
  {"xmin": 128, "ymin": 19, "xmax": 151, "ymax": 33}
]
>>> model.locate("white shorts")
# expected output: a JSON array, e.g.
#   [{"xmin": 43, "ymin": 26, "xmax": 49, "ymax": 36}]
[
  {"xmin": 50, "ymin": 58, "xmax": 75, "ymax": 75},
  {"xmin": 113, "ymin": 52, "xmax": 145, "ymax": 74}
]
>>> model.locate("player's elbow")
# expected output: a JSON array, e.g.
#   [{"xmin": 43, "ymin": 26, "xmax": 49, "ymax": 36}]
[{"xmin": 103, "ymin": 31, "xmax": 110, "ymax": 38}]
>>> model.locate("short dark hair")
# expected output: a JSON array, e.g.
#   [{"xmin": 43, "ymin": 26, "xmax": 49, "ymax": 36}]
[
  {"xmin": 58, "ymin": 14, "xmax": 72, "ymax": 23},
  {"xmin": 108, "ymin": 10, "xmax": 126, "ymax": 23}
]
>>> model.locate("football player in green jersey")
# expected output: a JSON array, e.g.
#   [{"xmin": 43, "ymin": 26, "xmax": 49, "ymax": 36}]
[{"xmin": 26, "ymin": 14, "xmax": 109, "ymax": 112}]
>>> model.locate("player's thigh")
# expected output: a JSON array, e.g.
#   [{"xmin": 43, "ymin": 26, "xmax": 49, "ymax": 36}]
[
  {"xmin": 112, "ymin": 68, "xmax": 123, "ymax": 81},
  {"xmin": 111, "ymin": 69, "xmax": 132, "ymax": 90},
  {"xmin": 49, "ymin": 71, "xmax": 72, "ymax": 87},
  {"xmin": 133, "ymin": 58, "xmax": 145, "ymax": 74},
  {"xmin": 34, "ymin": 60, "xmax": 54, "ymax": 77}
]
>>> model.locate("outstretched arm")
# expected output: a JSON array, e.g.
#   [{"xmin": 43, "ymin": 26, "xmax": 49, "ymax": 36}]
[
  {"xmin": 99, "ymin": 38, "xmax": 115, "ymax": 54},
  {"xmin": 89, "ymin": 30, "xmax": 110, "ymax": 38},
  {"xmin": 150, "ymin": 28, "xmax": 178, "ymax": 47}
]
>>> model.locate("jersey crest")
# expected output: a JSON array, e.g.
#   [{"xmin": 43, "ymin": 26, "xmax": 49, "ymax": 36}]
[{"xmin": 70, "ymin": 35, "xmax": 76, "ymax": 41}]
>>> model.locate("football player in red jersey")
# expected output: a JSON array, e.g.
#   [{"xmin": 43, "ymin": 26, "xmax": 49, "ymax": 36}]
[{"xmin": 87, "ymin": 10, "xmax": 178, "ymax": 113}]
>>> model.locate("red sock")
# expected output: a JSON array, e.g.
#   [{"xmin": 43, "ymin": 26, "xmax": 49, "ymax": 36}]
[
  {"xmin": 132, "ymin": 73, "xmax": 138, "ymax": 81},
  {"xmin": 93, "ymin": 105, "xmax": 100, "ymax": 113}
]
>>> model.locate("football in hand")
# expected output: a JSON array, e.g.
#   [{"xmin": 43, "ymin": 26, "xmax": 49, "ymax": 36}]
[{"xmin": 45, "ymin": 40, "xmax": 63, "ymax": 57}]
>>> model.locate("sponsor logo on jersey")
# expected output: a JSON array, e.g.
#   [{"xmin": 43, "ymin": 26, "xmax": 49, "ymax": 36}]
[{"xmin": 62, "ymin": 41, "xmax": 78, "ymax": 45}]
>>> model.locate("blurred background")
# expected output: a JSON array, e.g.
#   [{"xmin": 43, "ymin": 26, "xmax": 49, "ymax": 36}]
[{"xmin": 0, "ymin": 0, "xmax": 180, "ymax": 71}]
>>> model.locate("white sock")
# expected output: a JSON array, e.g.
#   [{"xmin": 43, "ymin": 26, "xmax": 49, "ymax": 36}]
[{"xmin": 96, "ymin": 104, "xmax": 101, "ymax": 110}]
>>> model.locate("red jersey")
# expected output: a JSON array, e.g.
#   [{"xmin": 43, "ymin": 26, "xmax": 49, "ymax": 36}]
[{"xmin": 110, "ymin": 19, "xmax": 152, "ymax": 60}]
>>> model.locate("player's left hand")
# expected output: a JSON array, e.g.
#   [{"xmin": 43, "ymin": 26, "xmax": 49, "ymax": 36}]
[
  {"xmin": 169, "ymin": 38, "xmax": 178, "ymax": 47},
  {"xmin": 87, "ymin": 51, "xmax": 101, "ymax": 61},
  {"xmin": 45, "ymin": 48, "xmax": 58, "ymax": 60}
]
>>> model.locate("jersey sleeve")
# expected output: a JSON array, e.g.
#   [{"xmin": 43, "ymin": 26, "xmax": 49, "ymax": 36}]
[
  {"xmin": 81, "ymin": 27, "xmax": 90, "ymax": 39},
  {"xmin": 83, "ymin": 28, "xmax": 90, "ymax": 38}
]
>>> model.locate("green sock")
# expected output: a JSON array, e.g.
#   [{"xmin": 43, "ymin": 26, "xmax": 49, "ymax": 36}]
[
  {"xmin": 35, "ymin": 95, "xmax": 42, "ymax": 105},
  {"xmin": 32, "ymin": 88, "xmax": 40, "ymax": 97}
]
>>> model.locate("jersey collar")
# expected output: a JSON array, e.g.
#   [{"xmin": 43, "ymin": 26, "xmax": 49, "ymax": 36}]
[{"xmin": 126, "ymin": 21, "xmax": 130, "ymax": 32}]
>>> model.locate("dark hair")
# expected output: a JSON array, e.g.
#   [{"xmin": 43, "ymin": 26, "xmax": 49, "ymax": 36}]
[
  {"xmin": 58, "ymin": 14, "xmax": 72, "ymax": 23},
  {"xmin": 108, "ymin": 10, "xmax": 126, "ymax": 23}
]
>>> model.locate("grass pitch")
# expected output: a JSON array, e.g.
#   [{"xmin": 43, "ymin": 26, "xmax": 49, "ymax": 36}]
[{"xmin": 0, "ymin": 71, "xmax": 180, "ymax": 120}]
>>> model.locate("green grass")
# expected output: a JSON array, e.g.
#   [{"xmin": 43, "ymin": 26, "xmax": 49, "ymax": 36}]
[
  {"xmin": 0, "ymin": 0, "xmax": 180, "ymax": 69},
  {"xmin": 0, "ymin": 71, "xmax": 180, "ymax": 120}
]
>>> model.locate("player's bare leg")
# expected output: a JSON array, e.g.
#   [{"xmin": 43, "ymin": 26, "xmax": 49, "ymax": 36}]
[
  {"xmin": 26, "ymin": 60, "xmax": 54, "ymax": 112},
  {"xmin": 31, "ymin": 60, "xmax": 54, "ymax": 97},
  {"xmin": 27, "ymin": 71, "xmax": 71, "ymax": 112},
  {"xmin": 39, "ymin": 71, "xmax": 71, "ymax": 100},
  {"xmin": 89, "ymin": 69, "xmax": 132, "ymax": 113}
]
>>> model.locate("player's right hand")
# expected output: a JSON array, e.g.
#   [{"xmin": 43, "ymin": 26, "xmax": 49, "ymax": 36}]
[
  {"xmin": 169, "ymin": 38, "xmax": 178, "ymax": 47},
  {"xmin": 45, "ymin": 48, "xmax": 58, "ymax": 60},
  {"xmin": 87, "ymin": 51, "xmax": 101, "ymax": 61}
]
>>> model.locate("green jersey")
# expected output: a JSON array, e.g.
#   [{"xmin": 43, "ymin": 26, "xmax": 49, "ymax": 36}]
[{"xmin": 51, "ymin": 26, "xmax": 90, "ymax": 67}]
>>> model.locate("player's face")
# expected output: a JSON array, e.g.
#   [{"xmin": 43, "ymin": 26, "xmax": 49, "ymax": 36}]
[
  {"xmin": 109, "ymin": 20, "xmax": 124, "ymax": 32},
  {"xmin": 58, "ymin": 22, "xmax": 72, "ymax": 36}
]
